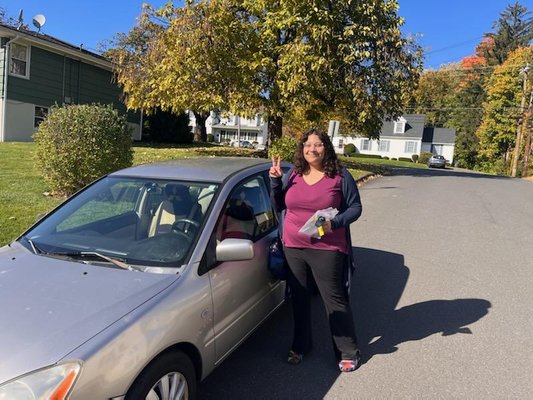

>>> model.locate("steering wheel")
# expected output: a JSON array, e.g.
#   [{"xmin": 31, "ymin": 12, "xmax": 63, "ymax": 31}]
[
  {"xmin": 171, "ymin": 218, "xmax": 200, "ymax": 235},
  {"xmin": 169, "ymin": 229, "xmax": 193, "ymax": 248}
]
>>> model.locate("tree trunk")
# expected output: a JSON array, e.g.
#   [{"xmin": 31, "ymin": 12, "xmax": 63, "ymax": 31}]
[
  {"xmin": 267, "ymin": 115, "xmax": 283, "ymax": 147},
  {"xmin": 192, "ymin": 111, "xmax": 208, "ymax": 142}
]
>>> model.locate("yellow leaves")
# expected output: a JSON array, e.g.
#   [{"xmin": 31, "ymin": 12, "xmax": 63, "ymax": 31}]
[{"xmin": 109, "ymin": 0, "xmax": 419, "ymax": 139}]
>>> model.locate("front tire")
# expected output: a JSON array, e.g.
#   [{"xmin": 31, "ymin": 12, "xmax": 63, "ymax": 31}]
[{"xmin": 126, "ymin": 350, "xmax": 197, "ymax": 400}]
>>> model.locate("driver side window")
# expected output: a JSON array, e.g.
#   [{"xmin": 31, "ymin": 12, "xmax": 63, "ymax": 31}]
[{"xmin": 216, "ymin": 176, "xmax": 275, "ymax": 242}]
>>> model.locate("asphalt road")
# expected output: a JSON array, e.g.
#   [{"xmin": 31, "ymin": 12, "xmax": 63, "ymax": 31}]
[{"xmin": 198, "ymin": 167, "xmax": 533, "ymax": 399}]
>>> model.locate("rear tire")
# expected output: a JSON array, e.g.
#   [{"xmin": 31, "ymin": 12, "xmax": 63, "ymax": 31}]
[{"xmin": 126, "ymin": 350, "xmax": 197, "ymax": 400}]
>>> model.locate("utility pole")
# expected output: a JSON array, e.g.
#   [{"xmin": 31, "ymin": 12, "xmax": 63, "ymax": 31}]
[
  {"xmin": 521, "ymin": 91, "xmax": 533, "ymax": 177},
  {"xmin": 511, "ymin": 64, "xmax": 529, "ymax": 177}
]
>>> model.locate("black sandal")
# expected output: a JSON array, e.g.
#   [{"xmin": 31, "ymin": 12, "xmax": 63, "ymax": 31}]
[{"xmin": 287, "ymin": 350, "xmax": 303, "ymax": 365}]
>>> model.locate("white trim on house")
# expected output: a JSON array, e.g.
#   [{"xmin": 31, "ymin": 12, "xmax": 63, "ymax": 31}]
[
  {"xmin": 393, "ymin": 116, "xmax": 406, "ymax": 134},
  {"xmin": 9, "ymin": 42, "xmax": 30, "ymax": 79}
]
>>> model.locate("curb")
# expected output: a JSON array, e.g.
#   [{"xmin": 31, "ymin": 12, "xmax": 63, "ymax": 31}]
[{"xmin": 355, "ymin": 173, "xmax": 378, "ymax": 186}]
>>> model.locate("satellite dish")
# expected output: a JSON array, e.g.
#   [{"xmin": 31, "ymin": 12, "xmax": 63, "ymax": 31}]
[{"xmin": 32, "ymin": 14, "xmax": 46, "ymax": 33}]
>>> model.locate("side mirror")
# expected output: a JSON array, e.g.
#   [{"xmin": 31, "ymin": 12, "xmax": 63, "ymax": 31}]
[{"xmin": 216, "ymin": 238, "xmax": 254, "ymax": 262}]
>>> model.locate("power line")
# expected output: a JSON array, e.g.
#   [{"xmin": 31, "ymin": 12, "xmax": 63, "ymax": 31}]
[{"xmin": 424, "ymin": 37, "xmax": 484, "ymax": 55}]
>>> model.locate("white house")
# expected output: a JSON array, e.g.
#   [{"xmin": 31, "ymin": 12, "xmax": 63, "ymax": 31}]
[
  {"xmin": 331, "ymin": 114, "xmax": 456, "ymax": 162},
  {"xmin": 206, "ymin": 111, "xmax": 267, "ymax": 145}
]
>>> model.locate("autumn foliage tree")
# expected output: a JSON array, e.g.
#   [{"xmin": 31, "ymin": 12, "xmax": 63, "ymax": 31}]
[
  {"xmin": 476, "ymin": 46, "xmax": 533, "ymax": 174},
  {"xmin": 484, "ymin": 2, "xmax": 533, "ymax": 66},
  {"xmin": 110, "ymin": 0, "xmax": 422, "ymax": 144}
]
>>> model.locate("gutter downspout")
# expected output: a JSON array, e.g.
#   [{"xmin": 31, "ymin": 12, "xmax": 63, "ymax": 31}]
[{"xmin": 1, "ymin": 35, "xmax": 21, "ymax": 142}]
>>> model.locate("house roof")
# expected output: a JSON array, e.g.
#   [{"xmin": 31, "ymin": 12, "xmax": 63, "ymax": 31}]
[
  {"xmin": 380, "ymin": 114, "xmax": 426, "ymax": 139},
  {"xmin": 0, "ymin": 23, "xmax": 111, "ymax": 70},
  {"xmin": 422, "ymin": 127, "xmax": 456, "ymax": 144}
]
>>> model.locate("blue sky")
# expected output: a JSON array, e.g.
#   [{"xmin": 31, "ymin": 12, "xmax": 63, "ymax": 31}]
[{"xmin": 1, "ymin": 0, "xmax": 516, "ymax": 69}]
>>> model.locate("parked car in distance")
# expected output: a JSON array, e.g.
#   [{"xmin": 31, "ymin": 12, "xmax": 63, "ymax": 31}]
[
  {"xmin": 254, "ymin": 143, "xmax": 266, "ymax": 151},
  {"xmin": 0, "ymin": 157, "xmax": 289, "ymax": 400},
  {"xmin": 428, "ymin": 154, "xmax": 447, "ymax": 168},
  {"xmin": 231, "ymin": 140, "xmax": 254, "ymax": 149}
]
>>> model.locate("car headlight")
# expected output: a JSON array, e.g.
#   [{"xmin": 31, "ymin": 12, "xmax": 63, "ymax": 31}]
[{"xmin": 0, "ymin": 362, "xmax": 81, "ymax": 400}]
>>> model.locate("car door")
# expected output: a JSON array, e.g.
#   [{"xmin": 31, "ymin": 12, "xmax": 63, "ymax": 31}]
[{"xmin": 207, "ymin": 174, "xmax": 285, "ymax": 363}]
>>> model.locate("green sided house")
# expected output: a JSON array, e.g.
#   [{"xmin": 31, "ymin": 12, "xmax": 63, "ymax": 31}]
[{"xmin": 0, "ymin": 23, "xmax": 141, "ymax": 142}]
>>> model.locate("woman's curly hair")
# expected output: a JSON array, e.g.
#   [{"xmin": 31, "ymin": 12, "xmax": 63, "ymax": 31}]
[{"xmin": 293, "ymin": 128, "xmax": 342, "ymax": 178}]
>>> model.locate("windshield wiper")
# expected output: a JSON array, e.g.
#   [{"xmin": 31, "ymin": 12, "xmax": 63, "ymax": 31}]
[
  {"xmin": 80, "ymin": 252, "xmax": 134, "ymax": 270},
  {"xmin": 27, "ymin": 238, "xmax": 44, "ymax": 255},
  {"xmin": 47, "ymin": 250, "xmax": 141, "ymax": 271}
]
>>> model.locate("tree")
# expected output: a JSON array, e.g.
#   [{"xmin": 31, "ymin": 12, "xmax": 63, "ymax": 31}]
[
  {"xmin": 143, "ymin": 109, "xmax": 193, "ymax": 143},
  {"xmin": 476, "ymin": 46, "xmax": 533, "ymax": 173},
  {"xmin": 111, "ymin": 0, "xmax": 422, "ymax": 144},
  {"xmin": 408, "ymin": 66, "xmax": 459, "ymax": 127},
  {"xmin": 484, "ymin": 2, "xmax": 533, "ymax": 65},
  {"xmin": 445, "ymin": 45, "xmax": 490, "ymax": 169}
]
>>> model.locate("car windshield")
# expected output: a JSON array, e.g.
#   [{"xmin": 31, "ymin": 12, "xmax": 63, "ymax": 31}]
[{"xmin": 21, "ymin": 176, "xmax": 219, "ymax": 272}]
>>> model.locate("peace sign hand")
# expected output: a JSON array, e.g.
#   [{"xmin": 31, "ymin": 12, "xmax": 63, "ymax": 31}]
[{"xmin": 269, "ymin": 155, "xmax": 283, "ymax": 178}]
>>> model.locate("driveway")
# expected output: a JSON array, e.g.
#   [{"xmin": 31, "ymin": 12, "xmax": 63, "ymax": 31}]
[{"xmin": 199, "ymin": 167, "xmax": 533, "ymax": 399}]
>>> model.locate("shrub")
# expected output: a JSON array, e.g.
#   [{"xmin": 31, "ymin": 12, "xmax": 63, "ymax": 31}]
[
  {"xmin": 207, "ymin": 134, "xmax": 215, "ymax": 142},
  {"xmin": 418, "ymin": 152, "xmax": 433, "ymax": 164},
  {"xmin": 268, "ymin": 135, "xmax": 298, "ymax": 162},
  {"xmin": 34, "ymin": 104, "xmax": 133, "ymax": 196},
  {"xmin": 382, "ymin": 156, "xmax": 389, "ymax": 160},
  {"xmin": 398, "ymin": 157, "xmax": 412, "ymax": 162},
  {"xmin": 343, "ymin": 143, "xmax": 356, "ymax": 157},
  {"xmin": 352, "ymin": 153, "xmax": 382, "ymax": 159},
  {"xmin": 411, "ymin": 154, "xmax": 419, "ymax": 163}
]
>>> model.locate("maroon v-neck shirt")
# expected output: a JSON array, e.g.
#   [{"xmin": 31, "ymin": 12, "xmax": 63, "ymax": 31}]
[{"xmin": 283, "ymin": 173, "xmax": 348, "ymax": 254}]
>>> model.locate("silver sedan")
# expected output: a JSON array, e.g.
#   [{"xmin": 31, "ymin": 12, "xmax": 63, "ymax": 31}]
[
  {"xmin": 428, "ymin": 154, "xmax": 447, "ymax": 168},
  {"xmin": 0, "ymin": 157, "xmax": 287, "ymax": 400}
]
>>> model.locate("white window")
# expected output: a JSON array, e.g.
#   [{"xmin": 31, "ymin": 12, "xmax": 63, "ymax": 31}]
[
  {"xmin": 10, "ymin": 43, "xmax": 30, "ymax": 78},
  {"xmin": 393, "ymin": 118, "xmax": 406, "ymax": 134},
  {"xmin": 378, "ymin": 140, "xmax": 390, "ymax": 152},
  {"xmin": 404, "ymin": 141, "xmax": 417, "ymax": 153},
  {"xmin": 338, "ymin": 139, "xmax": 344, "ymax": 149},
  {"xmin": 361, "ymin": 139, "xmax": 371, "ymax": 151},
  {"xmin": 34, "ymin": 106, "xmax": 48, "ymax": 127}
]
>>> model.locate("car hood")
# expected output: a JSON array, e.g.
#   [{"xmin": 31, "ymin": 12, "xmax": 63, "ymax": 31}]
[{"xmin": 0, "ymin": 243, "xmax": 179, "ymax": 384}]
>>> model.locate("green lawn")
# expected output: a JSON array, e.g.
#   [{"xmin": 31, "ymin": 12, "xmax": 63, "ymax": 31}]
[{"xmin": 0, "ymin": 142, "xmax": 422, "ymax": 246}]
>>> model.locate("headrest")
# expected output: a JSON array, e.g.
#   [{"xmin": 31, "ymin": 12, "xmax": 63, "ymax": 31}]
[{"xmin": 165, "ymin": 184, "xmax": 190, "ymax": 202}]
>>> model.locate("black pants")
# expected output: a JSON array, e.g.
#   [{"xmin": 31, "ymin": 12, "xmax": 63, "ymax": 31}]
[{"xmin": 284, "ymin": 247, "xmax": 359, "ymax": 360}]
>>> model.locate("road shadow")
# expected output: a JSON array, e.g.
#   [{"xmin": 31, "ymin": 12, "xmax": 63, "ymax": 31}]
[
  {"xmin": 198, "ymin": 247, "xmax": 491, "ymax": 399},
  {"xmin": 352, "ymin": 247, "xmax": 491, "ymax": 360}
]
